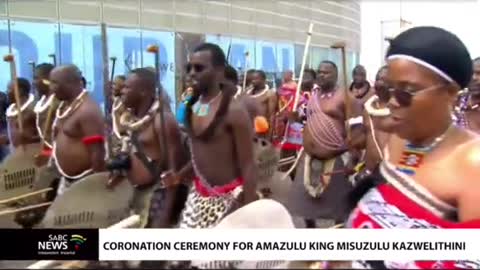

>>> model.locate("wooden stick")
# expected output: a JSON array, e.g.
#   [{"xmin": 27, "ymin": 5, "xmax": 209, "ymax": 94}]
[
  {"xmin": 280, "ymin": 23, "xmax": 314, "ymax": 146},
  {"xmin": 3, "ymin": 54, "xmax": 24, "ymax": 133},
  {"xmin": 292, "ymin": 23, "xmax": 314, "ymax": 112},
  {"xmin": 147, "ymin": 45, "xmax": 169, "ymax": 169},
  {"xmin": 0, "ymin": 188, "xmax": 53, "ymax": 205},
  {"xmin": 331, "ymin": 42, "xmax": 352, "ymax": 141},
  {"xmin": 110, "ymin": 57, "xmax": 117, "ymax": 82},
  {"xmin": 242, "ymin": 52, "xmax": 249, "ymax": 92},
  {"xmin": 0, "ymin": 202, "xmax": 51, "ymax": 217},
  {"xmin": 101, "ymin": 23, "xmax": 114, "ymax": 160},
  {"xmin": 48, "ymin": 54, "xmax": 57, "ymax": 67},
  {"xmin": 29, "ymin": 61, "xmax": 36, "ymax": 79}
]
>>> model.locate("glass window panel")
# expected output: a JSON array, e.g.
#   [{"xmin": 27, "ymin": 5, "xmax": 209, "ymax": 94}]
[
  {"xmin": 8, "ymin": 20, "xmax": 58, "ymax": 85},
  {"xmin": 310, "ymin": 46, "xmax": 330, "ymax": 71},
  {"xmin": 58, "ymin": 23, "xmax": 102, "ymax": 110},
  {"xmin": 141, "ymin": 30, "xmax": 176, "ymax": 111},
  {"xmin": 205, "ymin": 35, "xmax": 255, "ymax": 78},
  {"xmin": 276, "ymin": 43, "xmax": 295, "ymax": 73},
  {"xmin": 294, "ymin": 44, "xmax": 305, "ymax": 79},
  {"xmin": 228, "ymin": 38, "xmax": 255, "ymax": 76},
  {"xmin": 255, "ymin": 40, "xmax": 278, "ymax": 88},
  {"xmin": 175, "ymin": 32, "xmax": 205, "ymax": 103},
  {"xmin": 275, "ymin": 42, "xmax": 295, "ymax": 88},
  {"xmin": 107, "ymin": 26, "xmax": 142, "ymax": 76}
]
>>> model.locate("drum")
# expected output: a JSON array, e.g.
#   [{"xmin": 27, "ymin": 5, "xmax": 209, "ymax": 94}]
[{"xmin": 40, "ymin": 172, "xmax": 134, "ymax": 228}]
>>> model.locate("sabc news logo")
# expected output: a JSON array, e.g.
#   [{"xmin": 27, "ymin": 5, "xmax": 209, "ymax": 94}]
[
  {"xmin": 70, "ymin": 234, "xmax": 87, "ymax": 250},
  {"xmin": 38, "ymin": 234, "xmax": 87, "ymax": 252}
]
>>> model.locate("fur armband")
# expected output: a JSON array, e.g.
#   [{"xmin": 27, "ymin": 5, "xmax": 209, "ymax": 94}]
[{"xmin": 82, "ymin": 135, "xmax": 105, "ymax": 145}]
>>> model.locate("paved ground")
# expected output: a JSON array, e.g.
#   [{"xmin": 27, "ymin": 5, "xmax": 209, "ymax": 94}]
[{"xmin": 0, "ymin": 261, "xmax": 35, "ymax": 269}]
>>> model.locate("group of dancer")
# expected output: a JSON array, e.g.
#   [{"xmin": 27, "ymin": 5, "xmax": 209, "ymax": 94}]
[{"xmin": 1, "ymin": 25, "xmax": 480, "ymax": 269}]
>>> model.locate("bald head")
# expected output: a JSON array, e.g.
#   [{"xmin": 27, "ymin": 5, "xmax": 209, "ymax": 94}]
[{"xmin": 49, "ymin": 65, "xmax": 84, "ymax": 101}]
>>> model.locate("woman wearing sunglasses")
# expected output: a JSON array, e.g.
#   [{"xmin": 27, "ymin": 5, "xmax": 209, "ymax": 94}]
[{"xmin": 345, "ymin": 26, "xmax": 480, "ymax": 269}]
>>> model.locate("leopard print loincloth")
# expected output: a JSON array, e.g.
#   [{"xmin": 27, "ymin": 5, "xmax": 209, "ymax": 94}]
[{"xmin": 178, "ymin": 185, "xmax": 242, "ymax": 229}]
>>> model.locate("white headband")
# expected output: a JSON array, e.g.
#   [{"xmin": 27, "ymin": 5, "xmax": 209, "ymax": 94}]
[{"xmin": 387, "ymin": 54, "xmax": 454, "ymax": 84}]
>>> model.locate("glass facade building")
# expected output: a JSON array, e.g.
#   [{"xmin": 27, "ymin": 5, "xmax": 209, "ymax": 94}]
[{"xmin": 0, "ymin": 0, "xmax": 360, "ymax": 112}]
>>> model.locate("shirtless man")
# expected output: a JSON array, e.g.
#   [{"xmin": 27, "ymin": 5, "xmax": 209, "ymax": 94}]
[
  {"xmin": 355, "ymin": 66, "xmax": 395, "ymax": 182},
  {"xmin": 349, "ymin": 65, "xmax": 373, "ymax": 104},
  {"xmin": 108, "ymin": 68, "xmax": 187, "ymax": 228},
  {"xmin": 455, "ymin": 57, "xmax": 480, "ymax": 133},
  {"xmin": 32, "ymin": 63, "xmax": 57, "ymax": 165},
  {"xmin": 49, "ymin": 65, "xmax": 106, "ymax": 195},
  {"xmin": 287, "ymin": 60, "xmax": 363, "ymax": 228},
  {"xmin": 178, "ymin": 43, "xmax": 257, "ymax": 229},
  {"xmin": 346, "ymin": 26, "xmax": 480, "ymax": 270},
  {"xmin": 248, "ymin": 70, "xmax": 277, "ymax": 137},
  {"xmin": 0, "ymin": 78, "xmax": 38, "ymax": 149}
]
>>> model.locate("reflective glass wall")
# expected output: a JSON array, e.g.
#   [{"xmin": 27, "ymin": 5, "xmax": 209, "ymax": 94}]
[
  {"xmin": 0, "ymin": 20, "xmax": 176, "ymax": 112},
  {"xmin": 1, "ymin": 19, "xmax": 359, "ymax": 113}
]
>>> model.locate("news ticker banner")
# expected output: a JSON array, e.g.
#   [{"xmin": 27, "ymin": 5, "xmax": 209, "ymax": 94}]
[{"xmin": 1, "ymin": 229, "xmax": 480, "ymax": 261}]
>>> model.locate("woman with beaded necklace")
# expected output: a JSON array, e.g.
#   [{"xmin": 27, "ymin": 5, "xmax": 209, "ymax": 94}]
[{"xmin": 345, "ymin": 26, "xmax": 480, "ymax": 270}]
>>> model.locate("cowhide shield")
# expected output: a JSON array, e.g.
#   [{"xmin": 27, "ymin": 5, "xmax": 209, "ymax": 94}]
[
  {"xmin": 0, "ymin": 143, "xmax": 42, "ymax": 202},
  {"xmin": 40, "ymin": 172, "xmax": 134, "ymax": 228},
  {"xmin": 253, "ymin": 137, "xmax": 280, "ymax": 188}
]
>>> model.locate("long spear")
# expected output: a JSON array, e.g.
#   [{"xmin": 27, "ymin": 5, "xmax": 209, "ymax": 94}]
[
  {"xmin": 146, "ymin": 45, "xmax": 169, "ymax": 169},
  {"xmin": 3, "ymin": 54, "xmax": 24, "ymax": 134},
  {"xmin": 101, "ymin": 22, "xmax": 113, "ymax": 158}
]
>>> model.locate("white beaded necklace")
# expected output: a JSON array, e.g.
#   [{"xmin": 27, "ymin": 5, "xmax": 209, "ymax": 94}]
[
  {"xmin": 120, "ymin": 99, "xmax": 160, "ymax": 132},
  {"xmin": 364, "ymin": 95, "xmax": 391, "ymax": 117},
  {"xmin": 34, "ymin": 94, "xmax": 54, "ymax": 114},
  {"xmin": 6, "ymin": 93, "xmax": 34, "ymax": 118},
  {"xmin": 56, "ymin": 89, "xmax": 88, "ymax": 120},
  {"xmin": 52, "ymin": 141, "xmax": 93, "ymax": 180},
  {"xmin": 34, "ymin": 94, "xmax": 56, "ymax": 148},
  {"xmin": 111, "ymin": 97, "xmax": 125, "ymax": 139},
  {"xmin": 247, "ymin": 84, "xmax": 270, "ymax": 98}
]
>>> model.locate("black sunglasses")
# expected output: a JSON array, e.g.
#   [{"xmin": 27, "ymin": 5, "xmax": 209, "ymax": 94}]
[
  {"xmin": 186, "ymin": 63, "xmax": 206, "ymax": 73},
  {"xmin": 386, "ymin": 84, "xmax": 446, "ymax": 107}
]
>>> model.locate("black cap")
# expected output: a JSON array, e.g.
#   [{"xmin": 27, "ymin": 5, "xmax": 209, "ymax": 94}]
[{"xmin": 386, "ymin": 26, "xmax": 472, "ymax": 89}]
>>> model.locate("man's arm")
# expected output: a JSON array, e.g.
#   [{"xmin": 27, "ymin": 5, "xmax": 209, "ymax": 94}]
[
  {"xmin": 155, "ymin": 111, "xmax": 186, "ymax": 174},
  {"xmin": 79, "ymin": 106, "xmax": 106, "ymax": 172},
  {"xmin": 229, "ymin": 101, "xmax": 257, "ymax": 205},
  {"xmin": 153, "ymin": 111, "xmax": 188, "ymax": 228}
]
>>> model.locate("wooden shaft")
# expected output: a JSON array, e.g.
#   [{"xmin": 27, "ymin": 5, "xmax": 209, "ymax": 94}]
[
  {"xmin": 0, "ymin": 202, "xmax": 51, "ymax": 217},
  {"xmin": 339, "ymin": 46, "xmax": 352, "ymax": 141},
  {"xmin": 293, "ymin": 22, "xmax": 314, "ymax": 112},
  {"xmin": 0, "ymin": 188, "xmax": 53, "ymax": 205},
  {"xmin": 242, "ymin": 52, "xmax": 249, "ymax": 92},
  {"xmin": 147, "ymin": 45, "xmax": 169, "ymax": 170},
  {"xmin": 4, "ymin": 55, "xmax": 24, "ymax": 133}
]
